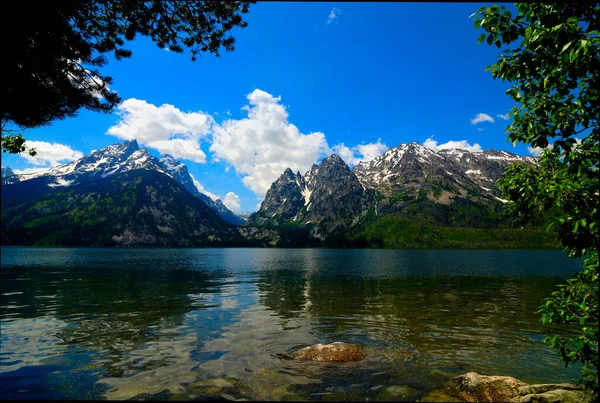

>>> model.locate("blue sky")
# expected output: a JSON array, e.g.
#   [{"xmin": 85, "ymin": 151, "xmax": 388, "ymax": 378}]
[{"xmin": 3, "ymin": 2, "xmax": 529, "ymax": 213}]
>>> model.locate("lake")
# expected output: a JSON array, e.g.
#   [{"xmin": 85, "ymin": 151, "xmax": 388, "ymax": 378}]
[{"xmin": 0, "ymin": 247, "xmax": 584, "ymax": 401}]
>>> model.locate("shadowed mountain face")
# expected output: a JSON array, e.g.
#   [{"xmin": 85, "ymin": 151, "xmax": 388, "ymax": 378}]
[
  {"xmin": 1, "ymin": 140, "xmax": 244, "ymax": 227},
  {"xmin": 1, "ymin": 140, "xmax": 545, "ymax": 248},
  {"xmin": 1, "ymin": 169, "xmax": 242, "ymax": 247},
  {"xmin": 245, "ymin": 154, "xmax": 374, "ymax": 242},
  {"xmin": 243, "ymin": 143, "xmax": 540, "ymax": 246},
  {"xmin": 158, "ymin": 154, "xmax": 245, "ymax": 226}
]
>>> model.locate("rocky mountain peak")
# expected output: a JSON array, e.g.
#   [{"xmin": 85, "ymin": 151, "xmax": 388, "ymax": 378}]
[
  {"xmin": 155, "ymin": 153, "xmax": 244, "ymax": 226},
  {"xmin": 1, "ymin": 166, "xmax": 15, "ymax": 178},
  {"xmin": 320, "ymin": 153, "xmax": 347, "ymax": 168}
]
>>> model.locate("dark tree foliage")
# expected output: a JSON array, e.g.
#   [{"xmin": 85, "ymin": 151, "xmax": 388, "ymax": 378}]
[
  {"xmin": 475, "ymin": 2, "xmax": 599, "ymax": 391},
  {"xmin": 1, "ymin": 1, "xmax": 252, "ymax": 154}
]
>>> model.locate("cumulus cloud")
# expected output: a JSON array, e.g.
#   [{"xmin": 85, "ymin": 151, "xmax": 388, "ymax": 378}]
[
  {"xmin": 470, "ymin": 113, "xmax": 495, "ymax": 125},
  {"xmin": 210, "ymin": 89, "xmax": 330, "ymax": 196},
  {"xmin": 223, "ymin": 192, "xmax": 242, "ymax": 214},
  {"xmin": 332, "ymin": 138, "xmax": 388, "ymax": 166},
  {"xmin": 107, "ymin": 98, "xmax": 213, "ymax": 163},
  {"xmin": 19, "ymin": 141, "xmax": 84, "ymax": 167},
  {"xmin": 189, "ymin": 173, "xmax": 219, "ymax": 201},
  {"xmin": 527, "ymin": 146, "xmax": 544, "ymax": 157},
  {"xmin": 422, "ymin": 137, "xmax": 483, "ymax": 153},
  {"xmin": 13, "ymin": 167, "xmax": 52, "ymax": 175},
  {"xmin": 327, "ymin": 7, "xmax": 341, "ymax": 24},
  {"xmin": 496, "ymin": 113, "xmax": 510, "ymax": 120}
]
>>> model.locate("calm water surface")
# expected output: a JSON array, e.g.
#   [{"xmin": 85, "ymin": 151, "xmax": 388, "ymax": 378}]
[{"xmin": 0, "ymin": 247, "xmax": 584, "ymax": 400}]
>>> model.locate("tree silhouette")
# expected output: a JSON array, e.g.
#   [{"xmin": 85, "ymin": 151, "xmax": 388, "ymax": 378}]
[{"xmin": 1, "ymin": 1, "xmax": 253, "ymax": 155}]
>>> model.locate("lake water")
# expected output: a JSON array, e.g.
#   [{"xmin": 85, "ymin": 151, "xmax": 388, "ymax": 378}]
[{"xmin": 0, "ymin": 247, "xmax": 584, "ymax": 401}]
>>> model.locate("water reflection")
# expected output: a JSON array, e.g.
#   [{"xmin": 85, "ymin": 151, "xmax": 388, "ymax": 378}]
[{"xmin": 0, "ymin": 247, "xmax": 584, "ymax": 400}]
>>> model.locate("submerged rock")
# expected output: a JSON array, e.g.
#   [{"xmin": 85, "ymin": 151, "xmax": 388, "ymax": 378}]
[
  {"xmin": 292, "ymin": 342, "xmax": 365, "ymax": 362},
  {"xmin": 420, "ymin": 388, "xmax": 462, "ymax": 402},
  {"xmin": 187, "ymin": 377, "xmax": 250, "ymax": 400},
  {"xmin": 377, "ymin": 385, "xmax": 418, "ymax": 401},
  {"xmin": 446, "ymin": 372, "xmax": 598, "ymax": 403}
]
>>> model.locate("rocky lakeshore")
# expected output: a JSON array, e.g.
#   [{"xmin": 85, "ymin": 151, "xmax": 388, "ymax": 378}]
[{"xmin": 286, "ymin": 343, "xmax": 597, "ymax": 402}]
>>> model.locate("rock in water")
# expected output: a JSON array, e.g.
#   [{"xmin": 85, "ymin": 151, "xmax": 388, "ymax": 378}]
[
  {"xmin": 450, "ymin": 372, "xmax": 528, "ymax": 402},
  {"xmin": 447, "ymin": 372, "xmax": 598, "ymax": 403},
  {"xmin": 292, "ymin": 342, "xmax": 365, "ymax": 362}
]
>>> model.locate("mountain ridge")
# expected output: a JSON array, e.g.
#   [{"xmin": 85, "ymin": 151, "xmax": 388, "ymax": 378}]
[
  {"xmin": 243, "ymin": 142, "xmax": 542, "ymax": 246},
  {"xmin": 1, "ymin": 140, "xmax": 243, "ymax": 225}
]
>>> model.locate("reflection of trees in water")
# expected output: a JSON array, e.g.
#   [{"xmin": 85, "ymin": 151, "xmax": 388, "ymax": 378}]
[
  {"xmin": 255, "ymin": 261, "xmax": 581, "ymax": 382},
  {"xmin": 1, "ymin": 266, "xmax": 224, "ymax": 375}
]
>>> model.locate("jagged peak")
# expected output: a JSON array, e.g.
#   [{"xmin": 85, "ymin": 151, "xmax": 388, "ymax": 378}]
[
  {"xmin": 438, "ymin": 148, "xmax": 470, "ymax": 154},
  {"xmin": 1, "ymin": 166, "xmax": 15, "ymax": 178},
  {"xmin": 160, "ymin": 153, "xmax": 178, "ymax": 162},
  {"xmin": 320, "ymin": 153, "xmax": 348, "ymax": 167},
  {"xmin": 89, "ymin": 139, "xmax": 140, "ymax": 158}
]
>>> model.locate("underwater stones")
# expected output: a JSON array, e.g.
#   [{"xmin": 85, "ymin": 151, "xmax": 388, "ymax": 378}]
[
  {"xmin": 420, "ymin": 388, "xmax": 463, "ymax": 402},
  {"xmin": 377, "ymin": 385, "xmax": 418, "ymax": 401},
  {"xmin": 292, "ymin": 342, "xmax": 365, "ymax": 362},
  {"xmin": 187, "ymin": 377, "xmax": 249, "ymax": 400}
]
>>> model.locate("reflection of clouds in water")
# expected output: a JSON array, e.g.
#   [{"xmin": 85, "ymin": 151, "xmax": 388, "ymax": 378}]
[
  {"xmin": 95, "ymin": 277, "xmax": 319, "ymax": 401},
  {"xmin": 0, "ymin": 317, "xmax": 69, "ymax": 373},
  {"xmin": 97, "ymin": 327, "xmax": 199, "ymax": 399},
  {"xmin": 96, "ymin": 279, "xmax": 256, "ymax": 400},
  {"xmin": 193, "ymin": 301, "xmax": 318, "ymax": 400}
]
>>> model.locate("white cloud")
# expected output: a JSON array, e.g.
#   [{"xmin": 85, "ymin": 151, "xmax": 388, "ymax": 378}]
[
  {"xmin": 423, "ymin": 137, "xmax": 483, "ymax": 153},
  {"xmin": 107, "ymin": 98, "xmax": 213, "ymax": 163},
  {"xmin": 332, "ymin": 138, "xmax": 388, "ymax": 166},
  {"xmin": 19, "ymin": 141, "xmax": 84, "ymax": 167},
  {"xmin": 331, "ymin": 144, "xmax": 357, "ymax": 166},
  {"xmin": 327, "ymin": 7, "xmax": 341, "ymax": 24},
  {"xmin": 470, "ymin": 113, "xmax": 495, "ymax": 125},
  {"xmin": 189, "ymin": 173, "xmax": 219, "ymax": 201},
  {"xmin": 13, "ymin": 167, "xmax": 52, "ymax": 175},
  {"xmin": 496, "ymin": 113, "xmax": 510, "ymax": 120},
  {"xmin": 210, "ymin": 89, "xmax": 330, "ymax": 197},
  {"xmin": 527, "ymin": 146, "xmax": 544, "ymax": 157},
  {"xmin": 223, "ymin": 192, "xmax": 242, "ymax": 214}
]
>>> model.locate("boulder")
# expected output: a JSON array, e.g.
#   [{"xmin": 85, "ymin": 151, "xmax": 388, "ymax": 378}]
[
  {"xmin": 292, "ymin": 342, "xmax": 365, "ymax": 362},
  {"xmin": 449, "ymin": 372, "xmax": 528, "ymax": 402},
  {"xmin": 447, "ymin": 372, "xmax": 598, "ymax": 403}
]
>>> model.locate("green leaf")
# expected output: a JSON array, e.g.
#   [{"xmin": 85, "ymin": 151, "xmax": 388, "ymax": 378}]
[{"xmin": 561, "ymin": 41, "xmax": 572, "ymax": 54}]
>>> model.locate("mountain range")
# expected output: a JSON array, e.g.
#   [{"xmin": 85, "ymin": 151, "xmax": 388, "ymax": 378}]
[
  {"xmin": 1, "ymin": 140, "xmax": 556, "ymax": 248},
  {"xmin": 242, "ymin": 142, "xmax": 551, "ymax": 247}
]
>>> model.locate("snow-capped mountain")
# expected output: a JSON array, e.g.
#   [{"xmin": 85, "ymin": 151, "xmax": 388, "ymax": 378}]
[
  {"xmin": 1, "ymin": 140, "xmax": 243, "ymax": 226},
  {"xmin": 1, "ymin": 166, "xmax": 15, "ymax": 178},
  {"xmin": 158, "ymin": 154, "xmax": 245, "ymax": 226},
  {"xmin": 3, "ymin": 140, "xmax": 164, "ymax": 187},
  {"xmin": 247, "ymin": 154, "xmax": 373, "ymax": 239},
  {"xmin": 245, "ymin": 142, "xmax": 538, "ymax": 244},
  {"xmin": 1, "ymin": 166, "xmax": 18, "ymax": 184},
  {"xmin": 353, "ymin": 142, "xmax": 536, "ymax": 203}
]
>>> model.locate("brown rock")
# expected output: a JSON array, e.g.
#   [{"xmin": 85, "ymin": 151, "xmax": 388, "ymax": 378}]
[
  {"xmin": 419, "ymin": 388, "xmax": 462, "ymax": 402},
  {"xmin": 450, "ymin": 372, "xmax": 528, "ymax": 402},
  {"xmin": 515, "ymin": 387, "xmax": 596, "ymax": 403},
  {"xmin": 447, "ymin": 373, "xmax": 598, "ymax": 403},
  {"xmin": 292, "ymin": 342, "xmax": 365, "ymax": 362}
]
